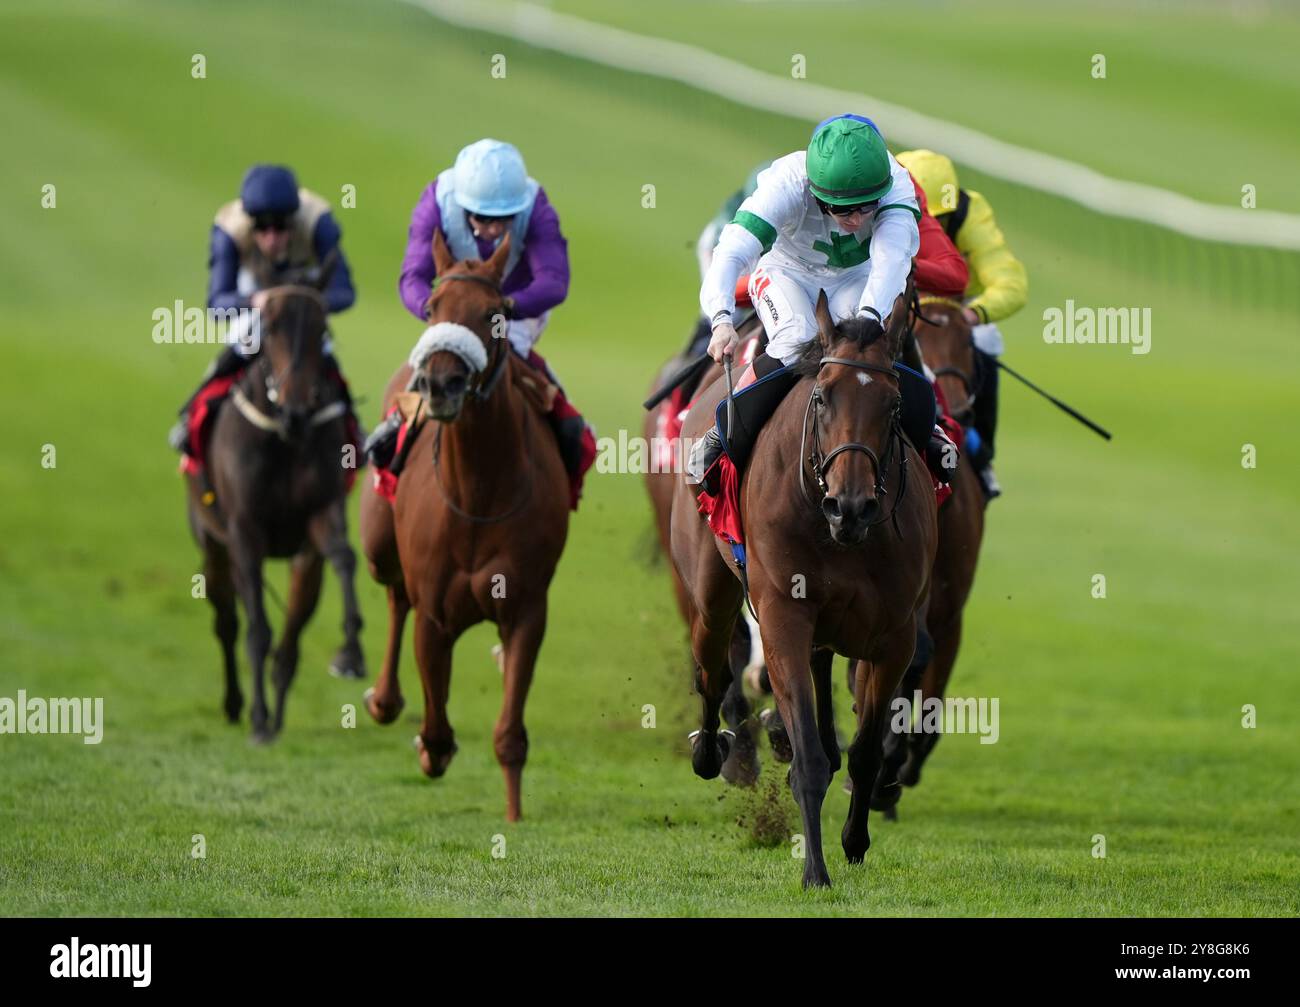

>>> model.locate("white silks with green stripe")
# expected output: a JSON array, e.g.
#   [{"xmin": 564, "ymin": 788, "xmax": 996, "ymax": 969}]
[{"xmin": 700, "ymin": 150, "xmax": 920, "ymax": 332}]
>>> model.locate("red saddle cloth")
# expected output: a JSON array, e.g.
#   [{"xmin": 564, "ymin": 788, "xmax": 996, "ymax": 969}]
[
  {"xmin": 694, "ymin": 377, "xmax": 965, "ymax": 547},
  {"xmin": 181, "ymin": 369, "xmax": 361, "ymax": 492},
  {"xmin": 371, "ymin": 349, "xmax": 596, "ymax": 512}
]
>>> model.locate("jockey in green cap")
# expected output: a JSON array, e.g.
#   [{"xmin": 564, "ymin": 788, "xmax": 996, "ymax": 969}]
[{"xmin": 688, "ymin": 114, "xmax": 927, "ymax": 489}]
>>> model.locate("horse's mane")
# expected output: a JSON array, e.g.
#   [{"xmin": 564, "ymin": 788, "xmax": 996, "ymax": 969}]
[{"xmin": 789, "ymin": 316, "xmax": 887, "ymax": 378}]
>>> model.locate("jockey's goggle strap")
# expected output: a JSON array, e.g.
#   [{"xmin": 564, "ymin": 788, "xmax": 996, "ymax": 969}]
[{"xmin": 816, "ymin": 197, "xmax": 880, "ymax": 217}]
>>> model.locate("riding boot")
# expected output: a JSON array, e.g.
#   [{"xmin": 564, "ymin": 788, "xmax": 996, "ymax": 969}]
[
  {"xmin": 686, "ymin": 352, "xmax": 794, "ymax": 495},
  {"xmin": 169, "ymin": 344, "xmax": 252, "ymax": 454},
  {"xmin": 364, "ymin": 369, "xmax": 420, "ymax": 472},
  {"xmin": 970, "ymin": 348, "xmax": 999, "ymax": 467}
]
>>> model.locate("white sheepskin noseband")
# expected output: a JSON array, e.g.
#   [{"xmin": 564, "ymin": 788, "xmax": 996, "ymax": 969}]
[{"xmin": 409, "ymin": 322, "xmax": 489, "ymax": 374}]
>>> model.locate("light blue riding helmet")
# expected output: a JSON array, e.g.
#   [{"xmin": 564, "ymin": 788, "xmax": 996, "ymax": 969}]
[{"xmin": 452, "ymin": 139, "xmax": 532, "ymax": 217}]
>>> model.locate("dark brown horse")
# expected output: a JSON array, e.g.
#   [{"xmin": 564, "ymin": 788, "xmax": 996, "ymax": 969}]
[
  {"xmin": 359, "ymin": 232, "xmax": 570, "ymax": 822},
  {"xmin": 884, "ymin": 296, "xmax": 987, "ymax": 794},
  {"xmin": 671, "ymin": 292, "xmax": 937, "ymax": 887},
  {"xmin": 187, "ymin": 277, "xmax": 365, "ymax": 743},
  {"xmin": 642, "ymin": 324, "xmax": 765, "ymax": 785}
]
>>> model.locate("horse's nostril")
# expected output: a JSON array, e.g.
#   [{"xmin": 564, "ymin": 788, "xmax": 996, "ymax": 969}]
[
  {"xmin": 861, "ymin": 497, "xmax": 880, "ymax": 524},
  {"xmin": 822, "ymin": 497, "xmax": 842, "ymax": 522}
]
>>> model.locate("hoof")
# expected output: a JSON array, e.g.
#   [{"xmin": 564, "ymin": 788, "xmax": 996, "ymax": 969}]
[
  {"xmin": 223, "ymin": 700, "xmax": 242, "ymax": 725},
  {"xmin": 720, "ymin": 724, "xmax": 761, "ymax": 787},
  {"xmin": 802, "ymin": 864, "xmax": 833, "ymax": 889},
  {"xmin": 760, "ymin": 707, "xmax": 793, "ymax": 763},
  {"xmin": 869, "ymin": 778, "xmax": 901, "ymax": 812},
  {"xmin": 414, "ymin": 734, "xmax": 457, "ymax": 778},
  {"xmin": 842, "ymin": 823, "xmax": 870, "ymax": 864},
  {"xmin": 898, "ymin": 757, "xmax": 922, "ymax": 788},
  {"xmin": 364, "ymin": 686, "xmax": 404, "ymax": 725},
  {"xmin": 329, "ymin": 652, "xmax": 367, "ymax": 680},
  {"xmin": 249, "ymin": 726, "xmax": 277, "ymax": 747},
  {"xmin": 882, "ymin": 805, "xmax": 898, "ymax": 822},
  {"xmin": 688, "ymin": 729, "xmax": 729, "ymax": 780}
]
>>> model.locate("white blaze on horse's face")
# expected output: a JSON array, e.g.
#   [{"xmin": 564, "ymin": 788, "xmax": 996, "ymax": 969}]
[{"xmin": 856, "ymin": 372, "xmax": 872, "ymax": 386}]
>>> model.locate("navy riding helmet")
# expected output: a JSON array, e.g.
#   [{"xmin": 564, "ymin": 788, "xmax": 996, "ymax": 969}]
[{"xmin": 240, "ymin": 164, "xmax": 300, "ymax": 217}]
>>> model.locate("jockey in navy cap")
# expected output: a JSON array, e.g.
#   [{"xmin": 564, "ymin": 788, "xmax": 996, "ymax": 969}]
[{"xmin": 169, "ymin": 164, "xmax": 359, "ymax": 457}]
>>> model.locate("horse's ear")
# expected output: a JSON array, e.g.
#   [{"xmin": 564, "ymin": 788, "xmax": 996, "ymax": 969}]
[
  {"xmin": 814, "ymin": 289, "xmax": 836, "ymax": 350},
  {"xmin": 314, "ymin": 248, "xmax": 339, "ymax": 292},
  {"xmin": 432, "ymin": 229, "xmax": 455, "ymax": 274},
  {"xmin": 484, "ymin": 232, "xmax": 512, "ymax": 281}
]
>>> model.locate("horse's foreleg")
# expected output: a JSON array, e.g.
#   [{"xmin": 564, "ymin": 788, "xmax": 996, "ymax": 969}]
[
  {"xmin": 229, "ymin": 528, "xmax": 273, "ymax": 744},
  {"xmin": 309, "ymin": 505, "xmax": 366, "ymax": 680},
  {"xmin": 203, "ymin": 538, "xmax": 241, "ymax": 723},
  {"xmin": 495, "ymin": 603, "xmax": 546, "ymax": 822},
  {"xmin": 843, "ymin": 624, "xmax": 915, "ymax": 863},
  {"xmin": 271, "ymin": 548, "xmax": 324, "ymax": 734},
  {"xmin": 810, "ymin": 646, "xmax": 841, "ymax": 777},
  {"xmin": 763, "ymin": 611, "xmax": 830, "ymax": 888},
  {"xmin": 412, "ymin": 614, "xmax": 456, "ymax": 778},
  {"xmin": 366, "ymin": 582, "xmax": 409, "ymax": 725}
]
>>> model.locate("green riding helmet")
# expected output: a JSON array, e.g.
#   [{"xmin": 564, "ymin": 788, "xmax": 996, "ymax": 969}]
[{"xmin": 806, "ymin": 116, "xmax": 893, "ymax": 206}]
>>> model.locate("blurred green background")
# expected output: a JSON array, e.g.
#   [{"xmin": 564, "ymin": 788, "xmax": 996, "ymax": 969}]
[{"xmin": 0, "ymin": 0, "xmax": 1296, "ymax": 915}]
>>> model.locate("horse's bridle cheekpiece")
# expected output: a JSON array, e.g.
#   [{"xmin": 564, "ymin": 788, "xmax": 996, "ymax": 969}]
[{"xmin": 801, "ymin": 356, "xmax": 909, "ymax": 536}]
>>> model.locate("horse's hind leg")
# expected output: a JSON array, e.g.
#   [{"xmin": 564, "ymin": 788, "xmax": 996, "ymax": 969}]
[
  {"xmin": 901, "ymin": 615, "xmax": 962, "ymax": 787},
  {"xmin": 412, "ymin": 614, "xmax": 457, "ymax": 779},
  {"xmin": 688, "ymin": 603, "xmax": 741, "ymax": 781},
  {"xmin": 879, "ymin": 626, "xmax": 931, "ymax": 802},
  {"xmin": 762, "ymin": 609, "xmax": 830, "ymax": 888},
  {"xmin": 366, "ymin": 583, "xmax": 409, "ymax": 725},
  {"xmin": 203, "ymin": 538, "xmax": 241, "ymax": 723},
  {"xmin": 271, "ymin": 547, "xmax": 325, "ymax": 734},
  {"xmin": 719, "ymin": 618, "xmax": 761, "ymax": 787},
  {"xmin": 310, "ymin": 503, "xmax": 366, "ymax": 680},
  {"xmin": 495, "ymin": 602, "xmax": 547, "ymax": 822},
  {"xmin": 843, "ymin": 624, "xmax": 915, "ymax": 864}
]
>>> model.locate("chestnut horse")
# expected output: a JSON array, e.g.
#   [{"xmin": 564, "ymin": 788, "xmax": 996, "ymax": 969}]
[
  {"xmin": 187, "ymin": 276, "xmax": 365, "ymax": 743},
  {"xmin": 359, "ymin": 233, "xmax": 569, "ymax": 822},
  {"xmin": 671, "ymin": 292, "xmax": 937, "ymax": 887}
]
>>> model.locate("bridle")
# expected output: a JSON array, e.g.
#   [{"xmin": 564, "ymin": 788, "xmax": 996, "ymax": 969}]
[
  {"xmin": 799, "ymin": 356, "xmax": 909, "ymax": 536},
  {"xmin": 422, "ymin": 269, "xmax": 530, "ymax": 523},
  {"xmin": 916, "ymin": 296, "xmax": 978, "ymax": 421},
  {"xmin": 231, "ymin": 285, "xmax": 347, "ymax": 441},
  {"xmin": 425, "ymin": 272, "xmax": 511, "ymax": 401}
]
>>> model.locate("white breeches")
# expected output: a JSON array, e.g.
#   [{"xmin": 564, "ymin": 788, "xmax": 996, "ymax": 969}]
[{"xmin": 747, "ymin": 263, "xmax": 874, "ymax": 366}]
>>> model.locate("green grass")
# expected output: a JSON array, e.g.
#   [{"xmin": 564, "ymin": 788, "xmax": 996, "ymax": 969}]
[{"xmin": 0, "ymin": 0, "xmax": 1296, "ymax": 916}]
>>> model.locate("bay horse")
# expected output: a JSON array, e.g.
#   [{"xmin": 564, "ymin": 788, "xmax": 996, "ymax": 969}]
[
  {"xmin": 642, "ymin": 324, "xmax": 765, "ymax": 786},
  {"xmin": 670, "ymin": 291, "xmax": 938, "ymax": 887},
  {"xmin": 186, "ymin": 272, "xmax": 365, "ymax": 744},
  {"xmin": 358, "ymin": 232, "xmax": 570, "ymax": 822},
  {"xmin": 882, "ymin": 295, "xmax": 987, "ymax": 795}
]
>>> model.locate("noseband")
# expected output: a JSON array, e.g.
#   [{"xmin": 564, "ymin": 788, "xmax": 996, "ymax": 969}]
[
  {"xmin": 800, "ymin": 356, "xmax": 909, "ymax": 536},
  {"xmin": 428, "ymin": 272, "xmax": 510, "ymax": 401}
]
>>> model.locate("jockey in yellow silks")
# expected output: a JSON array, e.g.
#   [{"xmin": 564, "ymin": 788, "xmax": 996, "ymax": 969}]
[{"xmin": 896, "ymin": 149, "xmax": 1027, "ymax": 497}]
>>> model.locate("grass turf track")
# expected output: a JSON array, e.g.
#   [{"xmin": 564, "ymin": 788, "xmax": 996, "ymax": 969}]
[{"xmin": 0, "ymin": 0, "xmax": 1296, "ymax": 916}]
